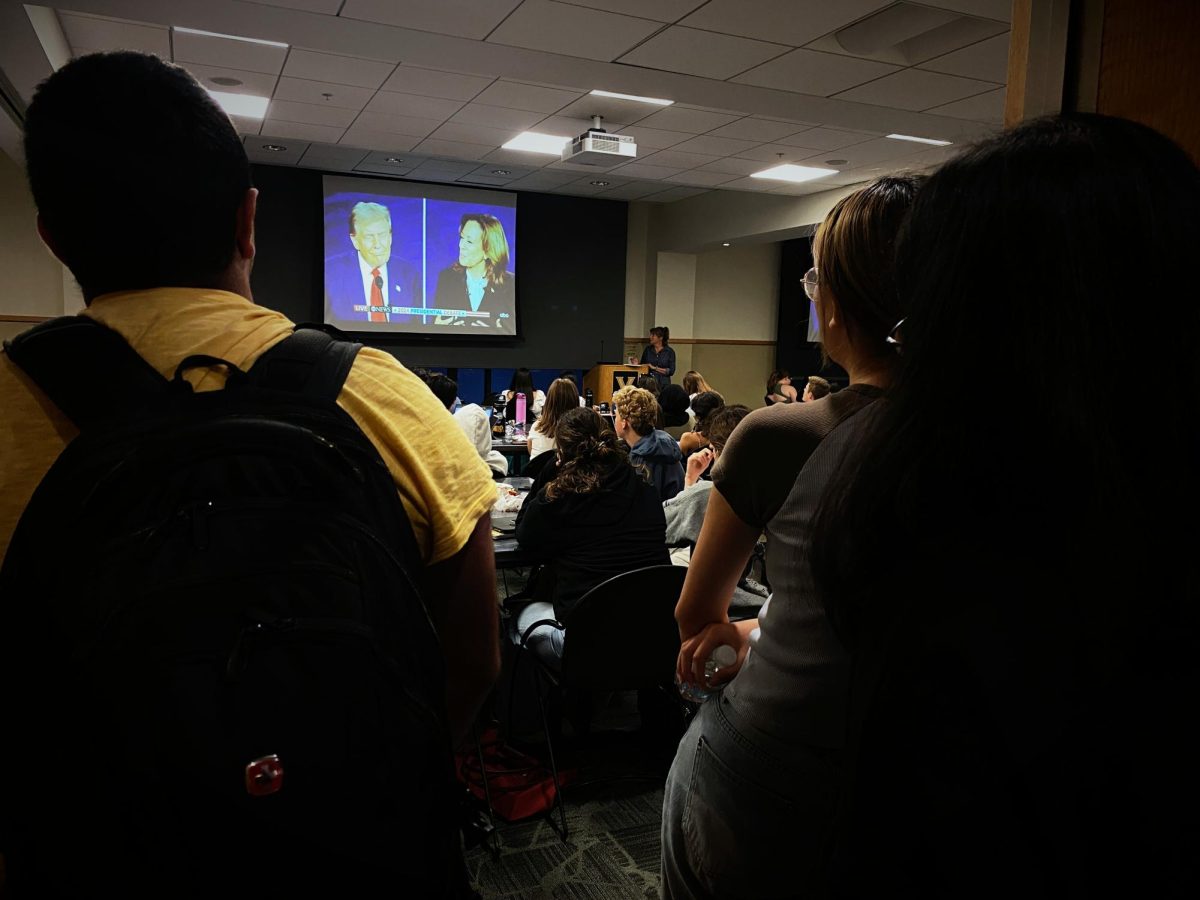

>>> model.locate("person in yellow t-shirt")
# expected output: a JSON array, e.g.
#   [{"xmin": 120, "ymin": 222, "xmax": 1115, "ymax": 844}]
[{"xmin": 0, "ymin": 52, "xmax": 500, "ymax": 750}]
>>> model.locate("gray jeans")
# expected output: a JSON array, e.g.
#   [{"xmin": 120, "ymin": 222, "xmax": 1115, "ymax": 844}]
[{"xmin": 660, "ymin": 693, "xmax": 841, "ymax": 900}]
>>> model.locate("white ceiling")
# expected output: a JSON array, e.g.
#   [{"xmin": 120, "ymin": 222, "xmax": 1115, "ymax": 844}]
[{"xmin": 13, "ymin": 0, "xmax": 1009, "ymax": 203}]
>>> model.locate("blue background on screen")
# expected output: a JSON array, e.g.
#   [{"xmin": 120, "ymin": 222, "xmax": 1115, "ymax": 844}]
[
  {"xmin": 323, "ymin": 194, "xmax": 424, "ymax": 311},
  {"xmin": 425, "ymin": 199, "xmax": 518, "ymax": 301}
]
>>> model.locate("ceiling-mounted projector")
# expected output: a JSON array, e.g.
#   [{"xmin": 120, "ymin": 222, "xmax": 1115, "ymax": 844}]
[{"xmin": 561, "ymin": 115, "xmax": 637, "ymax": 166}]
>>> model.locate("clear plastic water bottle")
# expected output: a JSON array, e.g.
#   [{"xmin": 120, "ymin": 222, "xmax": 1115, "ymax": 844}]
[{"xmin": 676, "ymin": 644, "xmax": 738, "ymax": 703}]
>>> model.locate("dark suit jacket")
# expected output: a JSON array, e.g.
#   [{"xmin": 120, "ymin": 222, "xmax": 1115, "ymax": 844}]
[
  {"xmin": 430, "ymin": 267, "xmax": 515, "ymax": 330},
  {"xmin": 324, "ymin": 252, "xmax": 420, "ymax": 325}
]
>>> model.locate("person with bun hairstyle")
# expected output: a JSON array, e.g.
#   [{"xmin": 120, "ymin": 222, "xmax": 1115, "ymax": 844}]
[
  {"xmin": 661, "ymin": 175, "xmax": 924, "ymax": 899},
  {"xmin": 612, "ymin": 385, "xmax": 684, "ymax": 501},
  {"xmin": 678, "ymin": 390, "xmax": 724, "ymax": 458},
  {"xmin": 514, "ymin": 407, "xmax": 669, "ymax": 664}
]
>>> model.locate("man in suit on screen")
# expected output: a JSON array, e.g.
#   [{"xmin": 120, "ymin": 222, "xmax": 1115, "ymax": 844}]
[{"xmin": 325, "ymin": 201, "xmax": 419, "ymax": 325}]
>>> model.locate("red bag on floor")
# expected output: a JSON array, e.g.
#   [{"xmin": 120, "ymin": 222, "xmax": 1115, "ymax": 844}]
[{"xmin": 456, "ymin": 727, "xmax": 575, "ymax": 823}]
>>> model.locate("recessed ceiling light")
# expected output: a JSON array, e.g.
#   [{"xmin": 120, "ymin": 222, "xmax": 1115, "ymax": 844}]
[
  {"xmin": 491, "ymin": 169, "xmax": 511, "ymax": 175},
  {"xmin": 886, "ymin": 133, "xmax": 952, "ymax": 146},
  {"xmin": 209, "ymin": 76, "xmax": 243, "ymax": 87},
  {"xmin": 384, "ymin": 156, "xmax": 404, "ymax": 164},
  {"xmin": 750, "ymin": 163, "xmax": 839, "ymax": 183},
  {"xmin": 261, "ymin": 144, "xmax": 287, "ymax": 152},
  {"xmin": 208, "ymin": 89, "xmax": 268, "ymax": 119},
  {"xmin": 722, "ymin": 242, "xmax": 731, "ymax": 247},
  {"xmin": 503, "ymin": 132, "xmax": 570, "ymax": 155},
  {"xmin": 589, "ymin": 89, "xmax": 673, "ymax": 106},
  {"xmin": 825, "ymin": 158, "xmax": 847, "ymax": 165},
  {"xmin": 174, "ymin": 26, "xmax": 288, "ymax": 48},
  {"xmin": 590, "ymin": 180, "xmax": 610, "ymax": 186}
]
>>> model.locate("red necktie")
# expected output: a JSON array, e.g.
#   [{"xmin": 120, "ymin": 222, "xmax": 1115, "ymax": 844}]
[{"xmin": 369, "ymin": 268, "xmax": 385, "ymax": 323}]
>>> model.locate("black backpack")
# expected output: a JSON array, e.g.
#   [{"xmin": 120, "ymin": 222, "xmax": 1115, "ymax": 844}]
[{"xmin": 0, "ymin": 318, "xmax": 467, "ymax": 897}]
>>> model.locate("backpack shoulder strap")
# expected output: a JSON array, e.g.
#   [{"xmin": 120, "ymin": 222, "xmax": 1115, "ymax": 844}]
[
  {"xmin": 3, "ymin": 316, "xmax": 172, "ymax": 430},
  {"xmin": 248, "ymin": 323, "xmax": 362, "ymax": 403}
]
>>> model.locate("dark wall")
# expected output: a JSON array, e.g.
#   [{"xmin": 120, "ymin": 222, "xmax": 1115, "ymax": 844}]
[
  {"xmin": 249, "ymin": 165, "xmax": 627, "ymax": 370},
  {"xmin": 776, "ymin": 237, "xmax": 847, "ymax": 386}
]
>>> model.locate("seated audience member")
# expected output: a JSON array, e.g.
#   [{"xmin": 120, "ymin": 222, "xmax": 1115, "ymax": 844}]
[
  {"xmin": 663, "ymin": 404, "xmax": 751, "ymax": 565},
  {"xmin": 661, "ymin": 175, "xmax": 922, "ymax": 899},
  {"xmin": 809, "ymin": 116, "xmax": 1200, "ymax": 898},
  {"xmin": 803, "ymin": 375, "xmax": 832, "ymax": 401},
  {"xmin": 500, "ymin": 367, "xmax": 544, "ymax": 425},
  {"xmin": 659, "ymin": 384, "xmax": 694, "ymax": 440},
  {"xmin": 514, "ymin": 408, "xmax": 669, "ymax": 664},
  {"xmin": 0, "ymin": 51, "xmax": 499, "ymax": 896},
  {"xmin": 678, "ymin": 390, "xmax": 725, "ymax": 458},
  {"xmin": 612, "ymin": 385, "xmax": 685, "ymax": 501},
  {"xmin": 765, "ymin": 369, "xmax": 798, "ymax": 404},
  {"xmin": 527, "ymin": 377, "xmax": 579, "ymax": 460},
  {"xmin": 635, "ymin": 374, "xmax": 661, "ymax": 397},
  {"xmin": 558, "ymin": 370, "xmax": 587, "ymax": 406},
  {"xmin": 681, "ymin": 370, "xmax": 712, "ymax": 401},
  {"xmin": 422, "ymin": 374, "xmax": 508, "ymax": 479}
]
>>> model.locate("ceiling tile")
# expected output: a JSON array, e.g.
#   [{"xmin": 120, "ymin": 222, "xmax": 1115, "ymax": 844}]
[
  {"xmin": 230, "ymin": 115, "xmax": 263, "ymax": 137},
  {"xmin": 427, "ymin": 122, "xmax": 515, "ymax": 146},
  {"xmin": 598, "ymin": 180, "xmax": 671, "ymax": 200},
  {"xmin": 707, "ymin": 117, "xmax": 806, "ymax": 142},
  {"xmin": 734, "ymin": 143, "xmax": 826, "ymax": 163},
  {"xmin": 775, "ymin": 126, "xmax": 876, "ymax": 150},
  {"xmin": 259, "ymin": 120, "xmax": 346, "ymax": 143},
  {"xmin": 563, "ymin": 176, "xmax": 635, "ymax": 195},
  {"xmin": 617, "ymin": 27, "xmax": 790, "ymax": 81},
  {"xmin": 733, "ymin": 48, "xmax": 900, "ymax": 96},
  {"xmin": 532, "ymin": 115, "xmax": 628, "ymax": 139},
  {"xmin": 505, "ymin": 171, "xmax": 581, "ymax": 189},
  {"xmin": 563, "ymin": 1, "xmax": 707, "ymax": 22},
  {"xmin": 916, "ymin": 0, "xmax": 1012, "ymax": 22},
  {"xmin": 680, "ymin": 0, "xmax": 893, "ymax": 47},
  {"xmin": 283, "ymin": 48, "xmax": 396, "ymax": 89},
  {"xmin": 925, "ymin": 86, "xmax": 1005, "ymax": 123},
  {"xmin": 632, "ymin": 106, "xmax": 741, "ymax": 134},
  {"xmin": 663, "ymin": 169, "xmax": 741, "ymax": 187},
  {"xmin": 381, "ymin": 65, "xmax": 494, "ymax": 100},
  {"xmin": 642, "ymin": 186, "xmax": 709, "ymax": 202},
  {"xmin": 482, "ymin": 147, "xmax": 557, "ymax": 167},
  {"xmin": 919, "ymin": 33, "xmax": 1010, "ymax": 82},
  {"xmin": 798, "ymin": 136, "xmax": 926, "ymax": 167},
  {"xmin": 472, "ymin": 81, "xmax": 583, "ymax": 113},
  {"xmin": 173, "ymin": 30, "xmax": 288, "ymax": 75},
  {"xmin": 267, "ymin": 99, "xmax": 359, "ymax": 127},
  {"xmin": 273, "ymin": 77, "xmax": 375, "ymax": 109},
  {"xmin": 469, "ymin": 162, "xmax": 542, "ymax": 178},
  {"xmin": 450, "ymin": 104, "xmax": 545, "ymax": 131},
  {"xmin": 833, "ymin": 69, "xmax": 999, "ymax": 111},
  {"xmin": 352, "ymin": 112, "xmax": 445, "ymax": 138},
  {"xmin": 555, "ymin": 94, "xmax": 665, "ymax": 126},
  {"xmin": 351, "ymin": 162, "xmax": 417, "ymax": 177},
  {"xmin": 695, "ymin": 157, "xmax": 767, "ymax": 176},
  {"xmin": 669, "ymin": 134, "xmax": 761, "ymax": 156},
  {"xmin": 297, "ymin": 143, "xmax": 370, "ymax": 170},
  {"xmin": 455, "ymin": 174, "xmax": 514, "ymax": 186},
  {"xmin": 487, "ymin": 0, "xmax": 661, "ymax": 62},
  {"xmin": 364, "ymin": 92, "xmax": 465, "ymax": 119},
  {"xmin": 638, "ymin": 149, "xmax": 720, "ymax": 169},
  {"xmin": 341, "ymin": 0, "xmax": 524, "ymax": 40},
  {"xmin": 546, "ymin": 158, "xmax": 629, "ymax": 172},
  {"xmin": 338, "ymin": 128, "xmax": 422, "ymax": 151},
  {"xmin": 611, "ymin": 161, "xmax": 689, "ymax": 179},
  {"xmin": 768, "ymin": 181, "xmax": 839, "ymax": 196},
  {"xmin": 244, "ymin": 135, "xmax": 308, "ymax": 164},
  {"xmin": 711, "ymin": 175, "xmax": 781, "ymax": 192},
  {"xmin": 58, "ymin": 13, "xmax": 170, "ymax": 57},
  {"xmin": 619, "ymin": 125, "xmax": 693, "ymax": 150},
  {"xmin": 243, "ymin": 1, "xmax": 344, "ymax": 12},
  {"xmin": 413, "ymin": 158, "xmax": 480, "ymax": 174},
  {"xmin": 360, "ymin": 150, "xmax": 428, "ymax": 167},
  {"xmin": 413, "ymin": 138, "xmax": 496, "ymax": 161},
  {"xmin": 181, "ymin": 63, "xmax": 279, "ymax": 97}
]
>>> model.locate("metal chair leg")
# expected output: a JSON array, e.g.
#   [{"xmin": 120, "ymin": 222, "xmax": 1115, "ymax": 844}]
[
  {"xmin": 471, "ymin": 723, "xmax": 501, "ymax": 861},
  {"xmin": 533, "ymin": 672, "xmax": 569, "ymax": 842}
]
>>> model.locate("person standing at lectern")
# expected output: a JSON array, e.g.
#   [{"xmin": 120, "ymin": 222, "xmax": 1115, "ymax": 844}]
[
  {"xmin": 641, "ymin": 325, "xmax": 675, "ymax": 390},
  {"xmin": 325, "ymin": 201, "xmax": 419, "ymax": 325}
]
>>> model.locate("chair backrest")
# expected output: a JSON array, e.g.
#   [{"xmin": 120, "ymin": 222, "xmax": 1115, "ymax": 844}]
[{"xmin": 559, "ymin": 565, "xmax": 686, "ymax": 692}]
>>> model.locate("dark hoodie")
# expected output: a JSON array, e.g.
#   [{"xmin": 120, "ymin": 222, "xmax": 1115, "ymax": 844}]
[
  {"xmin": 629, "ymin": 429, "xmax": 685, "ymax": 501},
  {"xmin": 516, "ymin": 461, "xmax": 669, "ymax": 624}
]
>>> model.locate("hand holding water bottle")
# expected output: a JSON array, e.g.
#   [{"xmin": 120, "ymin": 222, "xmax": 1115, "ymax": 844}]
[{"xmin": 676, "ymin": 621, "xmax": 750, "ymax": 698}]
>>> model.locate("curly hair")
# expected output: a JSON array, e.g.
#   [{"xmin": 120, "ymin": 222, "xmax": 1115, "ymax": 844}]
[
  {"xmin": 544, "ymin": 408, "xmax": 629, "ymax": 501},
  {"xmin": 612, "ymin": 385, "xmax": 659, "ymax": 436}
]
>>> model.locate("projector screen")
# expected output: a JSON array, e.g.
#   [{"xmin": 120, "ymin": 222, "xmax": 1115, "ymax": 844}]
[{"xmin": 322, "ymin": 175, "xmax": 518, "ymax": 337}]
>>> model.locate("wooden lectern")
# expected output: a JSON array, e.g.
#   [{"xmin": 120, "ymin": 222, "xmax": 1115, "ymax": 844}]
[{"xmin": 584, "ymin": 363, "xmax": 650, "ymax": 405}]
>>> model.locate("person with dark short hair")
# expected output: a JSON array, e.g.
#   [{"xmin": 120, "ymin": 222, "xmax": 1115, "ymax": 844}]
[
  {"xmin": 640, "ymin": 326, "xmax": 675, "ymax": 389},
  {"xmin": 0, "ymin": 51, "xmax": 499, "ymax": 897}
]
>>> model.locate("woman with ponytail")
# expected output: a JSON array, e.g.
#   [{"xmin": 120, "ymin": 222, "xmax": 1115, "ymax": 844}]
[{"xmin": 515, "ymin": 407, "xmax": 669, "ymax": 664}]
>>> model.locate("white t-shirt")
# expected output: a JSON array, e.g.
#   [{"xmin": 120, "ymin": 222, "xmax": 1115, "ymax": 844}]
[{"xmin": 528, "ymin": 426, "xmax": 556, "ymax": 460}]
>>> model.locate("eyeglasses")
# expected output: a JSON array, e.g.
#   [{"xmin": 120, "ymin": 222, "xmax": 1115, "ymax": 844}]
[
  {"xmin": 886, "ymin": 318, "xmax": 905, "ymax": 354},
  {"xmin": 801, "ymin": 267, "xmax": 820, "ymax": 301}
]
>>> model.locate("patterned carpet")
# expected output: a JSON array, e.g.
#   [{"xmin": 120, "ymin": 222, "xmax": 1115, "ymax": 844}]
[{"xmin": 466, "ymin": 780, "xmax": 665, "ymax": 899}]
